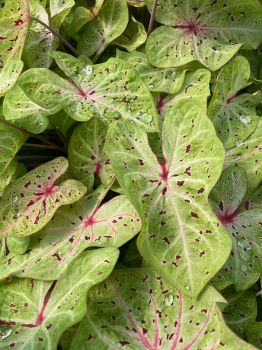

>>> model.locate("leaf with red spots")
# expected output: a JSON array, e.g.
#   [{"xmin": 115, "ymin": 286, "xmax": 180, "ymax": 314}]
[
  {"xmin": 0, "ymin": 186, "xmax": 141, "ymax": 280},
  {"xmin": 210, "ymin": 166, "xmax": 262, "ymax": 291},
  {"xmin": 0, "ymin": 60, "xmax": 24, "ymax": 96},
  {"xmin": 68, "ymin": 118, "xmax": 115, "ymax": 192},
  {"xmin": 0, "ymin": 247, "xmax": 119, "ymax": 350},
  {"xmin": 116, "ymin": 50, "xmax": 188, "ymax": 94},
  {"xmin": 208, "ymin": 56, "xmax": 260, "ymax": 149},
  {"xmin": 0, "ymin": 157, "xmax": 87, "ymax": 237},
  {"xmin": 5, "ymin": 51, "xmax": 158, "ymax": 131},
  {"xmin": 224, "ymin": 119, "xmax": 262, "ymax": 196},
  {"xmin": 105, "ymin": 100, "xmax": 231, "ymax": 297},
  {"xmin": 145, "ymin": 0, "xmax": 262, "ymax": 70},
  {"xmin": 0, "ymin": 0, "xmax": 30, "ymax": 67},
  {"xmin": 70, "ymin": 269, "xmax": 256, "ymax": 350},
  {"xmin": 220, "ymin": 287, "xmax": 257, "ymax": 337},
  {"xmin": 77, "ymin": 0, "xmax": 128, "ymax": 60}
]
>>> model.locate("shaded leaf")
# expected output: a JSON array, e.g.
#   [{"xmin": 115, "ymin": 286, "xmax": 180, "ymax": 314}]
[
  {"xmin": 210, "ymin": 166, "xmax": 262, "ymax": 290},
  {"xmin": 208, "ymin": 56, "xmax": 260, "ymax": 149},
  {"xmin": 105, "ymin": 100, "xmax": 231, "ymax": 297},
  {"xmin": 246, "ymin": 322, "xmax": 262, "ymax": 349},
  {"xmin": 78, "ymin": 0, "xmax": 128, "ymax": 60},
  {"xmin": 68, "ymin": 118, "xmax": 114, "ymax": 191}
]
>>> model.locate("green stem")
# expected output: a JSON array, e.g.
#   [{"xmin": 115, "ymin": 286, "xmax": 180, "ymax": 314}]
[{"xmin": 30, "ymin": 16, "xmax": 79, "ymax": 57}]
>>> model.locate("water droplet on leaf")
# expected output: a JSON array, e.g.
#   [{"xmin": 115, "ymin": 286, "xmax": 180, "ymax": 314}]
[
  {"xmin": 0, "ymin": 326, "xmax": 12, "ymax": 340},
  {"xmin": 82, "ymin": 65, "xmax": 93, "ymax": 76},
  {"xmin": 185, "ymin": 285, "xmax": 190, "ymax": 291},
  {"xmin": 237, "ymin": 241, "xmax": 252, "ymax": 262},
  {"xmin": 12, "ymin": 196, "xmax": 18, "ymax": 203},
  {"xmin": 241, "ymin": 264, "xmax": 248, "ymax": 272},
  {"xmin": 164, "ymin": 294, "xmax": 174, "ymax": 306},
  {"xmin": 142, "ymin": 113, "xmax": 152, "ymax": 123},
  {"xmin": 239, "ymin": 115, "xmax": 251, "ymax": 125}
]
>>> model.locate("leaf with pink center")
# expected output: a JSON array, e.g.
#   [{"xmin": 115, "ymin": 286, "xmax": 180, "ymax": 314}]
[
  {"xmin": 68, "ymin": 118, "xmax": 115, "ymax": 192},
  {"xmin": 105, "ymin": 100, "xmax": 231, "ymax": 297},
  {"xmin": 145, "ymin": 0, "xmax": 262, "ymax": 70},
  {"xmin": 6, "ymin": 51, "xmax": 158, "ymax": 131},
  {"xmin": 0, "ymin": 157, "xmax": 87, "ymax": 237},
  {"xmin": 208, "ymin": 56, "xmax": 260, "ymax": 149},
  {"xmin": 210, "ymin": 166, "xmax": 262, "ymax": 291},
  {"xmin": 70, "ymin": 269, "xmax": 256, "ymax": 350},
  {"xmin": 77, "ymin": 0, "xmax": 128, "ymax": 60},
  {"xmin": 0, "ymin": 186, "xmax": 141, "ymax": 280},
  {"xmin": 0, "ymin": 247, "xmax": 119, "ymax": 350}
]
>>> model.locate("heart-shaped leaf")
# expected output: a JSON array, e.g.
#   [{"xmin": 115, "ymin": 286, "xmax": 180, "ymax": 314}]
[
  {"xmin": 77, "ymin": 0, "xmax": 128, "ymax": 60},
  {"xmin": 221, "ymin": 287, "xmax": 257, "ymax": 337},
  {"xmin": 0, "ymin": 0, "xmax": 30, "ymax": 66},
  {"xmin": 70, "ymin": 269, "xmax": 256, "ymax": 350},
  {"xmin": 145, "ymin": 0, "xmax": 262, "ymax": 70},
  {"xmin": 0, "ymin": 186, "xmax": 141, "ymax": 280},
  {"xmin": 0, "ymin": 247, "xmax": 119, "ymax": 350},
  {"xmin": 210, "ymin": 166, "xmax": 262, "ymax": 291},
  {"xmin": 208, "ymin": 56, "xmax": 260, "ymax": 149},
  {"xmin": 224, "ymin": 120, "xmax": 262, "ymax": 196},
  {"xmin": 68, "ymin": 118, "xmax": 114, "ymax": 191},
  {"xmin": 116, "ymin": 50, "xmax": 187, "ymax": 94},
  {"xmin": 114, "ymin": 16, "xmax": 147, "ymax": 52},
  {"xmin": 0, "ymin": 157, "xmax": 87, "ymax": 237},
  {"xmin": 105, "ymin": 100, "xmax": 231, "ymax": 297},
  {"xmin": 9, "ymin": 51, "xmax": 159, "ymax": 130}
]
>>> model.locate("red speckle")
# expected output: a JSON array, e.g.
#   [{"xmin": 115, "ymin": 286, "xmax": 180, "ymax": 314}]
[
  {"xmin": 227, "ymin": 93, "xmax": 238, "ymax": 104},
  {"xmin": 156, "ymin": 95, "xmax": 166, "ymax": 114},
  {"xmin": 216, "ymin": 210, "xmax": 237, "ymax": 226},
  {"xmin": 185, "ymin": 145, "xmax": 191, "ymax": 153},
  {"xmin": 177, "ymin": 181, "xmax": 184, "ymax": 186},
  {"xmin": 15, "ymin": 19, "xmax": 24, "ymax": 26},
  {"xmin": 191, "ymin": 211, "xmax": 199, "ymax": 218},
  {"xmin": 94, "ymin": 162, "xmax": 102, "ymax": 175}
]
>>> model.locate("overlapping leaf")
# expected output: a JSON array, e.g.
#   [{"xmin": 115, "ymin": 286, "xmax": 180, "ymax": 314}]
[
  {"xmin": 224, "ymin": 120, "xmax": 262, "ymax": 196},
  {"xmin": 106, "ymin": 100, "xmax": 231, "ymax": 297},
  {"xmin": 221, "ymin": 287, "xmax": 257, "ymax": 337},
  {"xmin": 116, "ymin": 50, "xmax": 187, "ymax": 94},
  {"xmin": 68, "ymin": 118, "xmax": 114, "ymax": 191},
  {"xmin": 0, "ymin": 157, "xmax": 86, "ymax": 237},
  {"xmin": 77, "ymin": 0, "xmax": 128, "ymax": 60},
  {"xmin": 208, "ymin": 56, "xmax": 260, "ymax": 149},
  {"xmin": 0, "ymin": 186, "xmax": 141, "ymax": 280},
  {"xmin": 6, "ymin": 51, "xmax": 158, "ymax": 130},
  {"xmin": 0, "ymin": 248, "xmax": 119, "ymax": 350},
  {"xmin": 0, "ymin": 60, "xmax": 24, "ymax": 96},
  {"xmin": 145, "ymin": 0, "xmax": 262, "ymax": 70},
  {"xmin": 210, "ymin": 166, "xmax": 262, "ymax": 290},
  {"xmin": 70, "ymin": 269, "xmax": 256, "ymax": 350}
]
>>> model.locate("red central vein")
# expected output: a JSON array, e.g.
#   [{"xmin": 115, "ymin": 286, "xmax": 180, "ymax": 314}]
[
  {"xmin": 159, "ymin": 161, "xmax": 169, "ymax": 182},
  {"xmin": 22, "ymin": 281, "xmax": 57, "ymax": 328},
  {"xmin": 170, "ymin": 291, "xmax": 183, "ymax": 350},
  {"xmin": 226, "ymin": 93, "xmax": 238, "ymax": 104},
  {"xmin": 181, "ymin": 304, "xmax": 213, "ymax": 350},
  {"xmin": 156, "ymin": 96, "xmax": 166, "ymax": 114},
  {"xmin": 216, "ymin": 210, "xmax": 237, "ymax": 226},
  {"xmin": 68, "ymin": 79, "xmax": 96, "ymax": 103}
]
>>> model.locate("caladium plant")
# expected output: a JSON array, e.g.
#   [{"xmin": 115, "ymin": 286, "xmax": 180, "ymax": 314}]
[{"xmin": 0, "ymin": 0, "xmax": 261, "ymax": 349}]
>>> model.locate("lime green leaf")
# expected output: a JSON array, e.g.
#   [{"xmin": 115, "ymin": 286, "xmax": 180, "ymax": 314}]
[
  {"xmin": 68, "ymin": 119, "xmax": 114, "ymax": 191},
  {"xmin": 0, "ymin": 0, "xmax": 30, "ymax": 65},
  {"xmin": 0, "ymin": 248, "xmax": 119, "ymax": 350},
  {"xmin": 0, "ymin": 186, "xmax": 141, "ymax": 280},
  {"xmin": 208, "ymin": 56, "xmax": 260, "ymax": 149},
  {"xmin": 77, "ymin": 0, "xmax": 128, "ymax": 60},
  {"xmin": 145, "ymin": 0, "xmax": 262, "ymax": 70},
  {"xmin": 0, "ymin": 60, "xmax": 23, "ymax": 96},
  {"xmin": 210, "ymin": 166, "xmax": 262, "ymax": 291},
  {"xmin": 13, "ymin": 52, "xmax": 159, "ymax": 130},
  {"xmin": 70, "ymin": 269, "xmax": 256, "ymax": 350},
  {"xmin": 114, "ymin": 16, "xmax": 147, "ymax": 52},
  {"xmin": 105, "ymin": 100, "xmax": 231, "ymax": 297},
  {"xmin": 116, "ymin": 50, "xmax": 187, "ymax": 94},
  {"xmin": 0, "ymin": 157, "xmax": 87, "ymax": 237},
  {"xmin": 128, "ymin": 0, "xmax": 145, "ymax": 7},
  {"xmin": 6, "ymin": 236, "xmax": 30, "ymax": 255}
]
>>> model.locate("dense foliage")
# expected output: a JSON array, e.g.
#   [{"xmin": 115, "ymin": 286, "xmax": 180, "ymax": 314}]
[{"xmin": 0, "ymin": 0, "xmax": 261, "ymax": 349}]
